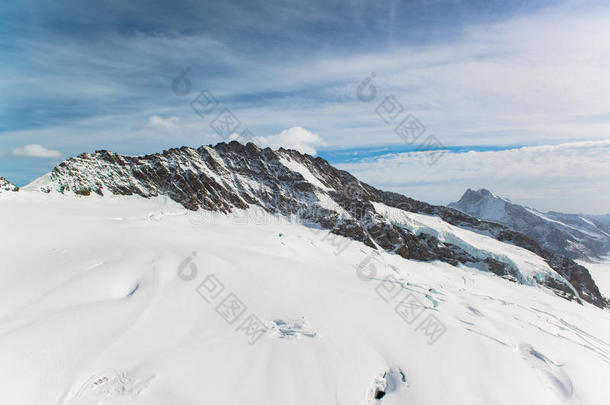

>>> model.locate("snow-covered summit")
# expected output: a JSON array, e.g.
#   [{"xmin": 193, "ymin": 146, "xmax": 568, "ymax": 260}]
[
  {"xmin": 449, "ymin": 188, "xmax": 510, "ymax": 223},
  {"xmin": 22, "ymin": 142, "xmax": 607, "ymax": 308},
  {"xmin": 0, "ymin": 176, "xmax": 18, "ymax": 192},
  {"xmin": 449, "ymin": 188, "xmax": 610, "ymax": 261}
]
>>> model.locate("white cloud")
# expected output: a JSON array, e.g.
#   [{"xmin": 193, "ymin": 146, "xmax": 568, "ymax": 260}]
[
  {"xmin": 338, "ymin": 140, "xmax": 610, "ymax": 214},
  {"xmin": 11, "ymin": 144, "xmax": 62, "ymax": 158},
  {"xmin": 251, "ymin": 126, "xmax": 326, "ymax": 155},
  {"xmin": 139, "ymin": 115, "xmax": 180, "ymax": 133}
]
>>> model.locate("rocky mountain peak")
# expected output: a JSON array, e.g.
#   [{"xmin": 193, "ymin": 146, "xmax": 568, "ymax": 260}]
[
  {"xmin": 466, "ymin": 188, "xmax": 493, "ymax": 196},
  {"xmin": 458, "ymin": 188, "xmax": 504, "ymax": 204},
  {"xmin": 24, "ymin": 142, "xmax": 608, "ymax": 308},
  {"xmin": 0, "ymin": 176, "xmax": 19, "ymax": 192},
  {"xmin": 449, "ymin": 188, "xmax": 610, "ymax": 262}
]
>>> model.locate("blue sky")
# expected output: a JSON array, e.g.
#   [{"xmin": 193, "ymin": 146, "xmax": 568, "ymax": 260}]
[{"xmin": 1, "ymin": 0, "xmax": 609, "ymax": 213}]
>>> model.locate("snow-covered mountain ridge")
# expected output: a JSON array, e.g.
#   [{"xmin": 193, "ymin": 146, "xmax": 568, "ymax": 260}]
[
  {"xmin": 0, "ymin": 176, "xmax": 18, "ymax": 192},
  {"xmin": 449, "ymin": 189, "xmax": 610, "ymax": 261},
  {"xmin": 21, "ymin": 141, "xmax": 606, "ymax": 308}
]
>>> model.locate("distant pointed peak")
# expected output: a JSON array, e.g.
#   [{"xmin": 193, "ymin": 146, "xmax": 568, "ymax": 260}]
[
  {"xmin": 476, "ymin": 188, "xmax": 493, "ymax": 196},
  {"xmin": 459, "ymin": 188, "xmax": 498, "ymax": 202},
  {"xmin": 464, "ymin": 188, "xmax": 493, "ymax": 197}
]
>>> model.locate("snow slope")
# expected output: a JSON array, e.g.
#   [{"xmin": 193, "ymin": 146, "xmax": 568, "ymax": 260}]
[{"xmin": 1, "ymin": 192, "xmax": 610, "ymax": 405}]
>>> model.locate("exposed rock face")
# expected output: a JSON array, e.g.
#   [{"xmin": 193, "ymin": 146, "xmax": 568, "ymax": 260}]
[
  {"xmin": 0, "ymin": 177, "xmax": 19, "ymax": 192},
  {"xmin": 449, "ymin": 188, "xmax": 610, "ymax": 260},
  {"xmin": 30, "ymin": 142, "xmax": 606, "ymax": 308}
]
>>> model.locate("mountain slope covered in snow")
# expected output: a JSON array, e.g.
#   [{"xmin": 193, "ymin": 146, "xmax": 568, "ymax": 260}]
[
  {"xmin": 22, "ymin": 142, "xmax": 606, "ymax": 308},
  {"xmin": 1, "ymin": 192, "xmax": 610, "ymax": 405},
  {"xmin": 449, "ymin": 189, "xmax": 610, "ymax": 261}
]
